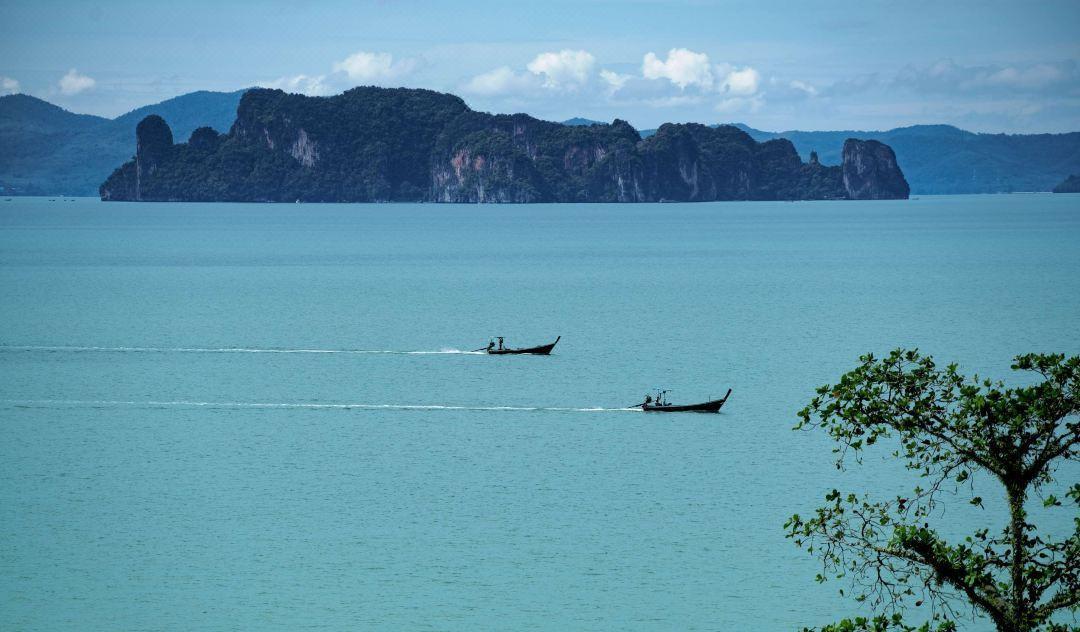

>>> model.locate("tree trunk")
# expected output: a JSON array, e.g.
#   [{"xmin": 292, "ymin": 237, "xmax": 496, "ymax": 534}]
[{"xmin": 1004, "ymin": 483, "xmax": 1028, "ymax": 632}]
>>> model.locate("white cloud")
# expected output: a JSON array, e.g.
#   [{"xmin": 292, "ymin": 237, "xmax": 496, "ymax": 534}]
[
  {"xmin": 642, "ymin": 48, "xmax": 714, "ymax": 90},
  {"xmin": 788, "ymin": 80, "xmax": 818, "ymax": 97},
  {"xmin": 719, "ymin": 66, "xmax": 761, "ymax": 96},
  {"xmin": 264, "ymin": 74, "xmax": 333, "ymax": 96},
  {"xmin": 599, "ymin": 69, "xmax": 631, "ymax": 94},
  {"xmin": 464, "ymin": 50, "xmax": 598, "ymax": 97},
  {"xmin": 639, "ymin": 51, "xmax": 761, "ymax": 105},
  {"xmin": 0, "ymin": 76, "xmax": 19, "ymax": 95},
  {"xmin": 58, "ymin": 69, "xmax": 95, "ymax": 95},
  {"xmin": 333, "ymin": 51, "xmax": 416, "ymax": 84},
  {"xmin": 463, "ymin": 66, "xmax": 538, "ymax": 96},
  {"xmin": 526, "ymin": 49, "xmax": 595, "ymax": 89}
]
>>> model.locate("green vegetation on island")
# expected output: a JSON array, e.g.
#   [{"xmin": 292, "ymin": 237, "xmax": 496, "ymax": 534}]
[{"xmin": 100, "ymin": 87, "xmax": 910, "ymax": 203}]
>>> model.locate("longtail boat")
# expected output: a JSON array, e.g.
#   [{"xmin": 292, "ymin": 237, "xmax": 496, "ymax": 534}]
[
  {"xmin": 477, "ymin": 336, "xmax": 561, "ymax": 355},
  {"xmin": 636, "ymin": 388, "xmax": 731, "ymax": 413}
]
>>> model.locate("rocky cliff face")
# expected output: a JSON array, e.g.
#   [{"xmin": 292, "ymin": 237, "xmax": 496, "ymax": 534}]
[
  {"xmin": 134, "ymin": 115, "xmax": 173, "ymax": 201},
  {"xmin": 101, "ymin": 87, "xmax": 909, "ymax": 203},
  {"xmin": 429, "ymin": 113, "xmax": 641, "ymax": 203},
  {"xmin": 100, "ymin": 115, "xmax": 174, "ymax": 201},
  {"xmin": 629, "ymin": 125, "xmax": 807, "ymax": 201},
  {"xmin": 841, "ymin": 139, "xmax": 910, "ymax": 200}
]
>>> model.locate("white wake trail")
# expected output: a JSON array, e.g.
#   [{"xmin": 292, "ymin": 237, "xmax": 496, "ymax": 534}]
[
  {"xmin": 0, "ymin": 345, "xmax": 485, "ymax": 355},
  {"xmin": 2, "ymin": 399, "xmax": 640, "ymax": 413}
]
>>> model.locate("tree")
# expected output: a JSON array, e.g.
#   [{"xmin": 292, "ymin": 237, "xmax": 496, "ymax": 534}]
[{"xmin": 785, "ymin": 350, "xmax": 1079, "ymax": 632}]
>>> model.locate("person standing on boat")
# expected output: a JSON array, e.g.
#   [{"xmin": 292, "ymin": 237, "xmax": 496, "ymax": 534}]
[
  {"xmin": 497, "ymin": 337, "xmax": 504, "ymax": 351},
  {"xmin": 486, "ymin": 340, "xmax": 495, "ymax": 352}
]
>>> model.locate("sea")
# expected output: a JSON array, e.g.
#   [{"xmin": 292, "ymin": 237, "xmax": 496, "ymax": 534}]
[{"xmin": 1, "ymin": 194, "xmax": 1078, "ymax": 631}]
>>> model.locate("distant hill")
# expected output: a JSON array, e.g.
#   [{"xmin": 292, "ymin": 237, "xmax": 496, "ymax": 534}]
[
  {"xmin": 0, "ymin": 90, "xmax": 245, "ymax": 195},
  {"xmin": 723, "ymin": 123, "xmax": 1080, "ymax": 195},
  {"xmin": 112, "ymin": 91, "xmax": 245, "ymax": 141},
  {"xmin": 562, "ymin": 117, "xmax": 605, "ymax": 127},
  {"xmin": 100, "ymin": 87, "xmax": 908, "ymax": 203}
]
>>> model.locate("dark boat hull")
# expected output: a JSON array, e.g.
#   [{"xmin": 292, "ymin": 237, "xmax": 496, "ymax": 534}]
[
  {"xmin": 642, "ymin": 389, "xmax": 731, "ymax": 413},
  {"xmin": 487, "ymin": 336, "xmax": 560, "ymax": 355}
]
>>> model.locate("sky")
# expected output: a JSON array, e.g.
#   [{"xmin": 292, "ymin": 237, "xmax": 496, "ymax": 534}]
[{"xmin": 1, "ymin": 0, "xmax": 1078, "ymax": 133}]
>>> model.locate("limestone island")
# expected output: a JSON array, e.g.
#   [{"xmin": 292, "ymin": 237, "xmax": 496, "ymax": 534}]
[{"xmin": 101, "ymin": 87, "xmax": 910, "ymax": 203}]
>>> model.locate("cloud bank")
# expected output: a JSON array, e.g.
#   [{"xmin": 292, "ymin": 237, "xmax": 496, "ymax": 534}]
[
  {"xmin": 642, "ymin": 48, "xmax": 714, "ymax": 90},
  {"xmin": 461, "ymin": 47, "xmax": 775, "ymax": 117},
  {"xmin": 527, "ymin": 50, "xmax": 595, "ymax": 89},
  {"xmin": 893, "ymin": 59, "xmax": 1078, "ymax": 95},
  {"xmin": 249, "ymin": 46, "xmax": 1078, "ymax": 133},
  {"xmin": 333, "ymin": 51, "xmax": 417, "ymax": 83}
]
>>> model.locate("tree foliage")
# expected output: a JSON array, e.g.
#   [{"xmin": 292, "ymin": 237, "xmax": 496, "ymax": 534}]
[{"xmin": 786, "ymin": 350, "xmax": 1079, "ymax": 632}]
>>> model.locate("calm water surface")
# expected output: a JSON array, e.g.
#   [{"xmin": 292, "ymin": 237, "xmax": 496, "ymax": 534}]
[{"xmin": 2, "ymin": 195, "xmax": 1078, "ymax": 631}]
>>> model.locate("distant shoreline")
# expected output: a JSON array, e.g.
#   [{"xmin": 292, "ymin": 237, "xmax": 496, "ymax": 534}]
[{"xmin": 5, "ymin": 191, "xmax": 1070, "ymax": 204}]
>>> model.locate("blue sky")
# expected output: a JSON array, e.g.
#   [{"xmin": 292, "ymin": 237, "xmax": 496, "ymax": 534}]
[{"xmin": 1, "ymin": 0, "xmax": 1078, "ymax": 132}]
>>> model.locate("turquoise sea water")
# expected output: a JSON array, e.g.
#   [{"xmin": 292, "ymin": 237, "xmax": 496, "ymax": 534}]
[{"xmin": 1, "ymin": 195, "xmax": 1078, "ymax": 631}]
